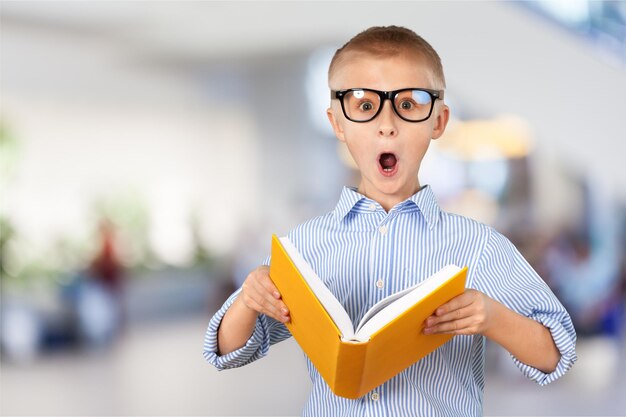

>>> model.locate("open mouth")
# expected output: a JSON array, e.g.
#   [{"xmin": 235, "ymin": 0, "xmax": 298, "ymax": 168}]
[{"xmin": 379, "ymin": 153, "xmax": 398, "ymax": 174}]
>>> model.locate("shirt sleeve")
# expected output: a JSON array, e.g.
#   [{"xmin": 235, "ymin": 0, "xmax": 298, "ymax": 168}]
[
  {"xmin": 202, "ymin": 286, "xmax": 292, "ymax": 371},
  {"xmin": 472, "ymin": 227, "xmax": 577, "ymax": 386}
]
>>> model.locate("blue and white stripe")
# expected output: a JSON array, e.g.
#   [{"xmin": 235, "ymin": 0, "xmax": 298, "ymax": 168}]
[{"xmin": 203, "ymin": 185, "xmax": 577, "ymax": 417}]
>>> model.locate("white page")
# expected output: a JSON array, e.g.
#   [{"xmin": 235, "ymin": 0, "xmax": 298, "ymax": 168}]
[
  {"xmin": 355, "ymin": 282, "xmax": 424, "ymax": 332},
  {"xmin": 279, "ymin": 237, "xmax": 356, "ymax": 340},
  {"xmin": 353, "ymin": 265, "xmax": 462, "ymax": 342}
]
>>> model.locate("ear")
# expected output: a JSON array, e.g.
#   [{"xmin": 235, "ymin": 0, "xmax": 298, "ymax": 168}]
[
  {"xmin": 431, "ymin": 103, "xmax": 450, "ymax": 140},
  {"xmin": 327, "ymin": 107, "xmax": 346, "ymax": 143}
]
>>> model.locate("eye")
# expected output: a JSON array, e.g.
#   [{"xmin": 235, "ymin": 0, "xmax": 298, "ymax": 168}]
[
  {"xmin": 399, "ymin": 100, "xmax": 414, "ymax": 110},
  {"xmin": 359, "ymin": 101, "xmax": 375, "ymax": 112}
]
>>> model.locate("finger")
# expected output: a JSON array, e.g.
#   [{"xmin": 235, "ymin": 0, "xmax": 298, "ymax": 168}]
[
  {"xmin": 245, "ymin": 270, "xmax": 280, "ymax": 302},
  {"xmin": 243, "ymin": 282, "xmax": 290, "ymax": 322},
  {"xmin": 257, "ymin": 273, "xmax": 290, "ymax": 315},
  {"xmin": 249, "ymin": 266, "xmax": 282, "ymax": 300},
  {"xmin": 243, "ymin": 280, "xmax": 289, "ymax": 320},
  {"xmin": 243, "ymin": 266, "xmax": 291, "ymax": 321},
  {"xmin": 435, "ymin": 291, "xmax": 475, "ymax": 316},
  {"xmin": 245, "ymin": 296, "xmax": 290, "ymax": 323},
  {"xmin": 426, "ymin": 304, "xmax": 473, "ymax": 327},
  {"xmin": 423, "ymin": 316, "xmax": 476, "ymax": 335},
  {"xmin": 260, "ymin": 273, "xmax": 282, "ymax": 300},
  {"xmin": 255, "ymin": 286, "xmax": 289, "ymax": 318}
]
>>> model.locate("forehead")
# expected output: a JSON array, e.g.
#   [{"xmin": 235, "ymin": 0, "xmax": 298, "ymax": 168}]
[{"xmin": 329, "ymin": 51, "xmax": 436, "ymax": 91}]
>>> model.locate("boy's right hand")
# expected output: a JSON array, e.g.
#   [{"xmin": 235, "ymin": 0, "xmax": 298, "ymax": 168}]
[{"xmin": 240, "ymin": 265, "xmax": 290, "ymax": 324}]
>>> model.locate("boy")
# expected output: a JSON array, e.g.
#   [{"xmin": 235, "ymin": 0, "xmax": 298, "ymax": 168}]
[{"xmin": 204, "ymin": 26, "xmax": 576, "ymax": 416}]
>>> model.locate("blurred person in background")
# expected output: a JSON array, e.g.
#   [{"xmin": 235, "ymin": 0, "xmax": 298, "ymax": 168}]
[
  {"xmin": 74, "ymin": 218, "xmax": 125, "ymax": 348},
  {"xmin": 89, "ymin": 219, "xmax": 124, "ymax": 304}
]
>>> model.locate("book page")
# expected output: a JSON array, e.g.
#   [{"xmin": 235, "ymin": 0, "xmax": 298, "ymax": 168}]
[
  {"xmin": 279, "ymin": 237, "xmax": 357, "ymax": 340},
  {"xmin": 353, "ymin": 265, "xmax": 462, "ymax": 342},
  {"xmin": 355, "ymin": 282, "xmax": 424, "ymax": 331}
]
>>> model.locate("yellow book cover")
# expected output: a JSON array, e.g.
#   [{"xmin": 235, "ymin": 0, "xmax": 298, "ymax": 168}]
[{"xmin": 269, "ymin": 234, "xmax": 468, "ymax": 399}]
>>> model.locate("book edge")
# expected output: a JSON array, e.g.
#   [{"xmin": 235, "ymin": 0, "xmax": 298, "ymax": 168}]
[
  {"xmin": 354, "ymin": 265, "xmax": 466, "ymax": 341},
  {"xmin": 276, "ymin": 235, "xmax": 356, "ymax": 340}
]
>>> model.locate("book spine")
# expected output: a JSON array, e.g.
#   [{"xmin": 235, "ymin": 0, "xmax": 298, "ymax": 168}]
[{"xmin": 333, "ymin": 341, "xmax": 369, "ymax": 399}]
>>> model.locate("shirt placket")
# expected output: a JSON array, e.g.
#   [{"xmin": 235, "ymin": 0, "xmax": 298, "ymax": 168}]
[
  {"xmin": 365, "ymin": 212, "xmax": 395, "ymax": 411},
  {"xmin": 369, "ymin": 212, "xmax": 396, "ymax": 314}
]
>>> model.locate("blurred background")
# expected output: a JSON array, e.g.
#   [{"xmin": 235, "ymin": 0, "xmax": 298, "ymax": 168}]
[{"xmin": 1, "ymin": 1, "xmax": 625, "ymax": 415}]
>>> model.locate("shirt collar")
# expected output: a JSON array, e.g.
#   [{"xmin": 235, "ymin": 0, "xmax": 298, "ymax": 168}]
[
  {"xmin": 332, "ymin": 187, "xmax": 365, "ymax": 223},
  {"xmin": 332, "ymin": 185, "xmax": 441, "ymax": 229},
  {"xmin": 406, "ymin": 185, "xmax": 441, "ymax": 229}
]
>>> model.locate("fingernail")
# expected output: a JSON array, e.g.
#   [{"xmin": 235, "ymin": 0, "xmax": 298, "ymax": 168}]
[
  {"xmin": 281, "ymin": 307, "xmax": 289, "ymax": 314},
  {"xmin": 423, "ymin": 327, "xmax": 432, "ymax": 335},
  {"xmin": 273, "ymin": 291, "xmax": 280, "ymax": 299}
]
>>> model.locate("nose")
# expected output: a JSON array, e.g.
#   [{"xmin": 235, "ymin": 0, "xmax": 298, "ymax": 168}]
[{"xmin": 377, "ymin": 100, "xmax": 397, "ymax": 137}]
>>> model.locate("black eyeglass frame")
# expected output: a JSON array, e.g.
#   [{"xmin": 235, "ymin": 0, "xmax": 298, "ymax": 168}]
[{"xmin": 331, "ymin": 88, "xmax": 444, "ymax": 123}]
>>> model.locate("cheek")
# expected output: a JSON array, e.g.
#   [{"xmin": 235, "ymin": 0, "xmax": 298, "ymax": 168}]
[
  {"xmin": 406, "ymin": 133, "xmax": 432, "ymax": 160},
  {"xmin": 343, "ymin": 140, "xmax": 365, "ymax": 162},
  {"xmin": 340, "ymin": 123, "xmax": 367, "ymax": 145},
  {"xmin": 343, "ymin": 137, "xmax": 371, "ymax": 166}
]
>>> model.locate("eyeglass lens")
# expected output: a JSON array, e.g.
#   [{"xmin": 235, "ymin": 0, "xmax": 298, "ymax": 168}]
[{"xmin": 343, "ymin": 89, "xmax": 433, "ymax": 122}]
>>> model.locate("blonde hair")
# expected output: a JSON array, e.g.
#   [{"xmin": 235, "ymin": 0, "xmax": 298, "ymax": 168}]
[{"xmin": 329, "ymin": 26, "xmax": 445, "ymax": 89}]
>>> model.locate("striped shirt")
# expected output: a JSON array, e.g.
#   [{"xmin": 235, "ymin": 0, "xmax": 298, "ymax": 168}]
[{"xmin": 203, "ymin": 185, "xmax": 577, "ymax": 416}]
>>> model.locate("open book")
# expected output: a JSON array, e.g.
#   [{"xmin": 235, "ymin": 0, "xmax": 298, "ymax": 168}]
[{"xmin": 269, "ymin": 235, "xmax": 467, "ymax": 399}]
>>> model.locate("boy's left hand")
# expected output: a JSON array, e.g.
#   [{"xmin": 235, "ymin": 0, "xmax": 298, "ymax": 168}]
[{"xmin": 423, "ymin": 289, "xmax": 494, "ymax": 336}]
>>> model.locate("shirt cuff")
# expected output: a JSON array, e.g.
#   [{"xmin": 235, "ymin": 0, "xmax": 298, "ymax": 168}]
[
  {"xmin": 511, "ymin": 312, "xmax": 577, "ymax": 385},
  {"xmin": 202, "ymin": 289, "xmax": 271, "ymax": 370}
]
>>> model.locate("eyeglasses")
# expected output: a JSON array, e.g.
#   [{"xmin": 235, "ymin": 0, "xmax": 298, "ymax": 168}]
[{"xmin": 331, "ymin": 88, "xmax": 444, "ymax": 123}]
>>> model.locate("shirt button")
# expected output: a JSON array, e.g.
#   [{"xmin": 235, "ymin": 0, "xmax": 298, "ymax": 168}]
[
  {"xmin": 376, "ymin": 279, "xmax": 384, "ymax": 289},
  {"xmin": 370, "ymin": 391, "xmax": 380, "ymax": 401},
  {"xmin": 368, "ymin": 203, "xmax": 376, "ymax": 211},
  {"xmin": 379, "ymin": 225, "xmax": 388, "ymax": 235}
]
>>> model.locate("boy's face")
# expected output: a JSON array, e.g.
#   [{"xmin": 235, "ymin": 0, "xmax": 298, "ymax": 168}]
[{"xmin": 327, "ymin": 51, "xmax": 449, "ymax": 211}]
